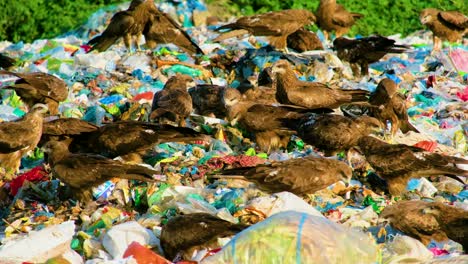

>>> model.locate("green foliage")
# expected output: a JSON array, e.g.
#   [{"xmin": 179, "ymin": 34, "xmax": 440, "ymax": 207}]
[
  {"xmin": 0, "ymin": 0, "xmax": 127, "ymax": 43},
  {"xmin": 0, "ymin": 0, "xmax": 466, "ymax": 43},
  {"xmin": 207, "ymin": 0, "xmax": 468, "ymax": 37}
]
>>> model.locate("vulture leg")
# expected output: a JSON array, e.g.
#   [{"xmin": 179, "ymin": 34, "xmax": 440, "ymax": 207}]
[
  {"xmin": 360, "ymin": 62, "xmax": 369, "ymax": 77},
  {"xmin": 134, "ymin": 34, "xmax": 142, "ymax": 52},
  {"xmin": 123, "ymin": 34, "xmax": 132, "ymax": 53}
]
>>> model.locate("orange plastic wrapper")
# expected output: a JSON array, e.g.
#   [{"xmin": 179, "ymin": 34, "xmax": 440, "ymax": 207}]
[{"xmin": 122, "ymin": 241, "xmax": 171, "ymax": 264}]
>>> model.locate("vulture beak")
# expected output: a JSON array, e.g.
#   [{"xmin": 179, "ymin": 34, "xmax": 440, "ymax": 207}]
[{"xmin": 187, "ymin": 81, "xmax": 197, "ymax": 90}]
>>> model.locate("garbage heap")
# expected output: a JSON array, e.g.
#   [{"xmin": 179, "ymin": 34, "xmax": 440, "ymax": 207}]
[{"xmin": 0, "ymin": 1, "xmax": 467, "ymax": 263}]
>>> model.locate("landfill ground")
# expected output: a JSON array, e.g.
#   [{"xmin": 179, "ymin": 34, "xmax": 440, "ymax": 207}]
[{"xmin": 0, "ymin": 1, "xmax": 467, "ymax": 264}]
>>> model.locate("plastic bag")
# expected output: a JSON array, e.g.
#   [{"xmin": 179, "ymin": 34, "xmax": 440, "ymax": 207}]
[{"xmin": 202, "ymin": 211, "xmax": 378, "ymax": 264}]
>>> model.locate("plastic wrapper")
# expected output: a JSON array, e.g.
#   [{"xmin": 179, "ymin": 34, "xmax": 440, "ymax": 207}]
[
  {"xmin": 202, "ymin": 211, "xmax": 378, "ymax": 264},
  {"xmin": 0, "ymin": 221, "xmax": 76, "ymax": 263},
  {"xmin": 382, "ymin": 235, "xmax": 433, "ymax": 264},
  {"xmin": 102, "ymin": 221, "xmax": 159, "ymax": 259}
]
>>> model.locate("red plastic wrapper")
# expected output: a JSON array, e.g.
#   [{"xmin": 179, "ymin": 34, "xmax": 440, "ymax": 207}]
[
  {"xmin": 456, "ymin": 86, "xmax": 468, "ymax": 102},
  {"xmin": 10, "ymin": 166, "xmax": 49, "ymax": 196},
  {"xmin": 413, "ymin": 140, "xmax": 437, "ymax": 152},
  {"xmin": 429, "ymin": 247, "xmax": 450, "ymax": 256},
  {"xmin": 123, "ymin": 241, "xmax": 171, "ymax": 264},
  {"xmin": 133, "ymin": 91, "xmax": 154, "ymax": 102}
]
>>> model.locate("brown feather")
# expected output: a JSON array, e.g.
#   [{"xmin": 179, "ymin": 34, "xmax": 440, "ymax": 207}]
[
  {"xmin": 0, "ymin": 70, "xmax": 68, "ymax": 115},
  {"xmin": 287, "ymin": 28, "xmax": 324, "ymax": 52},
  {"xmin": 272, "ymin": 59, "xmax": 369, "ymax": 109},
  {"xmin": 214, "ymin": 9, "xmax": 316, "ymax": 50},
  {"xmin": 381, "ymin": 201, "xmax": 468, "ymax": 248},
  {"xmin": 87, "ymin": 0, "xmax": 157, "ymax": 52},
  {"xmin": 43, "ymin": 140, "xmax": 157, "ymax": 203},
  {"xmin": 298, "ymin": 114, "xmax": 382, "ymax": 156},
  {"xmin": 358, "ymin": 136, "xmax": 467, "ymax": 196},
  {"xmin": 219, "ymin": 155, "xmax": 352, "ymax": 195},
  {"xmin": 369, "ymin": 78, "xmax": 418, "ymax": 135},
  {"xmin": 151, "ymin": 74, "xmax": 193, "ymax": 126},
  {"xmin": 316, "ymin": 0, "xmax": 363, "ymax": 39},
  {"xmin": 333, "ymin": 35, "xmax": 409, "ymax": 77},
  {"xmin": 0, "ymin": 105, "xmax": 47, "ymax": 175},
  {"xmin": 420, "ymin": 8, "xmax": 468, "ymax": 48},
  {"xmin": 143, "ymin": 8, "xmax": 204, "ymax": 55},
  {"xmin": 68, "ymin": 121, "xmax": 210, "ymax": 161},
  {"xmin": 161, "ymin": 213, "xmax": 247, "ymax": 260}
]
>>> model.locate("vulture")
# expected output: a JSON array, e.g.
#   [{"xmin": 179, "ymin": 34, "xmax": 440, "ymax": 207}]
[
  {"xmin": 368, "ymin": 78, "xmax": 418, "ymax": 135},
  {"xmin": 67, "ymin": 121, "xmax": 210, "ymax": 163},
  {"xmin": 0, "ymin": 70, "xmax": 68, "ymax": 115},
  {"xmin": 188, "ymin": 84, "xmax": 227, "ymax": 118},
  {"xmin": 380, "ymin": 200, "xmax": 468, "ymax": 248},
  {"xmin": 315, "ymin": 0, "xmax": 363, "ymax": 41},
  {"xmin": 218, "ymin": 155, "xmax": 352, "ymax": 195},
  {"xmin": 87, "ymin": 0, "xmax": 157, "ymax": 52},
  {"xmin": 150, "ymin": 73, "xmax": 194, "ymax": 127},
  {"xmin": 272, "ymin": 59, "xmax": 369, "ymax": 109},
  {"xmin": 420, "ymin": 8, "xmax": 468, "ymax": 51},
  {"xmin": 42, "ymin": 140, "xmax": 158, "ymax": 203},
  {"xmin": 237, "ymin": 67, "xmax": 277, "ymax": 105},
  {"xmin": 143, "ymin": 8, "xmax": 204, "ymax": 55},
  {"xmin": 357, "ymin": 136, "xmax": 468, "ymax": 196},
  {"xmin": 214, "ymin": 9, "xmax": 316, "ymax": 51},
  {"xmin": 298, "ymin": 114, "xmax": 382, "ymax": 156},
  {"xmin": 333, "ymin": 35, "xmax": 410, "ymax": 77},
  {"xmin": 40, "ymin": 118, "xmax": 99, "ymax": 146},
  {"xmin": 287, "ymin": 28, "xmax": 324, "ymax": 52},
  {"xmin": 160, "ymin": 213, "xmax": 247, "ymax": 261},
  {"xmin": 0, "ymin": 53, "xmax": 16, "ymax": 69},
  {"xmin": 0, "ymin": 104, "xmax": 48, "ymax": 175},
  {"xmin": 223, "ymin": 88, "xmax": 308, "ymax": 152}
]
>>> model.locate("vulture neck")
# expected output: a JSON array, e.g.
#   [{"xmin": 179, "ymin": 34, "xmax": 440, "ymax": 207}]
[
  {"xmin": 21, "ymin": 111, "xmax": 44, "ymax": 128},
  {"xmin": 275, "ymin": 69, "xmax": 300, "ymax": 90}
]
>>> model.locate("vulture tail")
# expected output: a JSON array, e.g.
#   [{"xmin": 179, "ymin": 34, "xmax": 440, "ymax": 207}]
[
  {"xmin": 213, "ymin": 29, "xmax": 250, "ymax": 42},
  {"xmin": 343, "ymin": 89, "xmax": 370, "ymax": 103},
  {"xmin": 0, "ymin": 54, "xmax": 16, "ymax": 69},
  {"xmin": 351, "ymin": 13, "xmax": 364, "ymax": 19},
  {"xmin": 87, "ymin": 35, "xmax": 118, "ymax": 52},
  {"xmin": 123, "ymin": 164, "xmax": 158, "ymax": 182},
  {"xmin": 400, "ymin": 120, "xmax": 419, "ymax": 134}
]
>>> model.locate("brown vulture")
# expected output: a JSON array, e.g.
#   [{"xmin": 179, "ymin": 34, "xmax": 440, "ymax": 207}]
[
  {"xmin": 214, "ymin": 9, "xmax": 316, "ymax": 51},
  {"xmin": 160, "ymin": 213, "xmax": 247, "ymax": 261},
  {"xmin": 357, "ymin": 136, "xmax": 467, "ymax": 196},
  {"xmin": 420, "ymin": 8, "xmax": 468, "ymax": 51},
  {"xmin": 298, "ymin": 114, "xmax": 382, "ymax": 156},
  {"xmin": 368, "ymin": 78, "xmax": 418, "ymax": 135},
  {"xmin": 287, "ymin": 28, "xmax": 324, "ymax": 52},
  {"xmin": 150, "ymin": 73, "xmax": 194, "ymax": 127},
  {"xmin": 272, "ymin": 59, "xmax": 369, "ymax": 109},
  {"xmin": 87, "ymin": 0, "xmax": 157, "ymax": 52},
  {"xmin": 189, "ymin": 84, "xmax": 227, "ymax": 118},
  {"xmin": 40, "ymin": 118, "xmax": 99, "ymax": 146},
  {"xmin": 332, "ymin": 35, "xmax": 409, "ymax": 77},
  {"xmin": 66, "ymin": 121, "xmax": 210, "ymax": 163},
  {"xmin": 42, "ymin": 140, "xmax": 158, "ymax": 203},
  {"xmin": 0, "ymin": 70, "xmax": 68, "ymax": 115},
  {"xmin": 223, "ymin": 88, "xmax": 309, "ymax": 152},
  {"xmin": 380, "ymin": 200, "xmax": 468, "ymax": 248},
  {"xmin": 315, "ymin": 0, "xmax": 363, "ymax": 41},
  {"xmin": 143, "ymin": 8, "xmax": 204, "ymax": 55},
  {"xmin": 0, "ymin": 104, "xmax": 48, "ymax": 176},
  {"xmin": 218, "ymin": 155, "xmax": 352, "ymax": 195}
]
